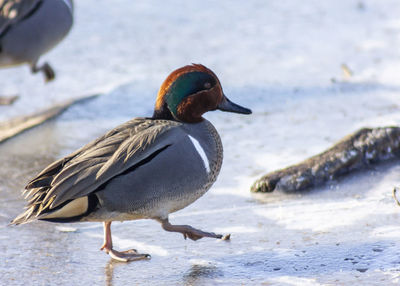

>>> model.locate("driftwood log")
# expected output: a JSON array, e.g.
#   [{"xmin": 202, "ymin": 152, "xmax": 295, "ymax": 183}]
[
  {"xmin": 0, "ymin": 94, "xmax": 99, "ymax": 144},
  {"xmin": 251, "ymin": 127, "xmax": 400, "ymax": 193}
]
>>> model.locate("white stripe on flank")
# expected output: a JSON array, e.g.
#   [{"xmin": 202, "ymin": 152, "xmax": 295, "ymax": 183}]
[{"xmin": 188, "ymin": 135, "xmax": 210, "ymax": 173}]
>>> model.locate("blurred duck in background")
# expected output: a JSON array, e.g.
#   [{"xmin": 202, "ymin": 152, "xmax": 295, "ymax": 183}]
[{"xmin": 0, "ymin": 0, "xmax": 73, "ymax": 105}]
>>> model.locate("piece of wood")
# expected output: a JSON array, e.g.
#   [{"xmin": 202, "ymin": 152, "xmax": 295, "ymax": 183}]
[
  {"xmin": 251, "ymin": 127, "xmax": 400, "ymax": 193},
  {"xmin": 0, "ymin": 94, "xmax": 99, "ymax": 143},
  {"xmin": 0, "ymin": 95, "xmax": 19, "ymax": 105}
]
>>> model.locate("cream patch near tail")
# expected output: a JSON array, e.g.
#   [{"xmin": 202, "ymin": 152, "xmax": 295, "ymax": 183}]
[{"xmin": 39, "ymin": 196, "xmax": 89, "ymax": 219}]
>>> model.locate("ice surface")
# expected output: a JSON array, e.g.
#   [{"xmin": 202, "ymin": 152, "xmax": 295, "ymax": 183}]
[{"xmin": 2, "ymin": 0, "xmax": 400, "ymax": 285}]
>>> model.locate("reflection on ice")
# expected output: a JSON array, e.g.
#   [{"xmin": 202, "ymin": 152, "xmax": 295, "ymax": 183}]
[{"xmin": 183, "ymin": 263, "xmax": 224, "ymax": 285}]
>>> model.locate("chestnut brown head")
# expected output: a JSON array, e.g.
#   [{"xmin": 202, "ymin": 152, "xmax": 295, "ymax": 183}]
[{"xmin": 153, "ymin": 64, "xmax": 251, "ymax": 123}]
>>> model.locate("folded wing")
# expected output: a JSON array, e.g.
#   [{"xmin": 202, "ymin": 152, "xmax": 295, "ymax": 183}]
[{"xmin": 12, "ymin": 118, "xmax": 183, "ymax": 224}]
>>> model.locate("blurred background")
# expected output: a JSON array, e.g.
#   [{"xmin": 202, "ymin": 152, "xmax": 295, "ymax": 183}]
[
  {"xmin": 3, "ymin": 0, "xmax": 400, "ymax": 122},
  {"xmin": 2, "ymin": 0, "xmax": 400, "ymax": 285}
]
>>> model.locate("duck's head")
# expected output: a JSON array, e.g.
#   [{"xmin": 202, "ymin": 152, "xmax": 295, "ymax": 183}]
[{"xmin": 153, "ymin": 64, "xmax": 252, "ymax": 123}]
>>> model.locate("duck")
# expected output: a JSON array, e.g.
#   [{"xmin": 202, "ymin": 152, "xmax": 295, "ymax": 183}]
[
  {"xmin": 0, "ymin": 0, "xmax": 73, "ymax": 82},
  {"xmin": 12, "ymin": 64, "xmax": 252, "ymax": 262}
]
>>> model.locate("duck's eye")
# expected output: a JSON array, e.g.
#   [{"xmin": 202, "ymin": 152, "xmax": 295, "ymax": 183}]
[{"xmin": 204, "ymin": 82, "xmax": 211, "ymax": 89}]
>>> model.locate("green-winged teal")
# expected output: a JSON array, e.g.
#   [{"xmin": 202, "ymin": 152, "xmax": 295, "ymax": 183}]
[
  {"xmin": 0, "ymin": 0, "xmax": 73, "ymax": 81},
  {"xmin": 12, "ymin": 64, "xmax": 252, "ymax": 262}
]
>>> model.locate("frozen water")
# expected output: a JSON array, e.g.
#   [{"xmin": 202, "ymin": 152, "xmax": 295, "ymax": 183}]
[{"xmin": 2, "ymin": 0, "xmax": 400, "ymax": 285}]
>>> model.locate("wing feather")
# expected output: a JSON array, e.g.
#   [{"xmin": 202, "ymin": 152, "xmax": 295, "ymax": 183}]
[{"xmin": 49, "ymin": 121, "xmax": 181, "ymax": 207}]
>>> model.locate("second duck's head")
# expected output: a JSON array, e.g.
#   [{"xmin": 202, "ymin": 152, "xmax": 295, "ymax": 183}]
[{"xmin": 153, "ymin": 64, "xmax": 252, "ymax": 123}]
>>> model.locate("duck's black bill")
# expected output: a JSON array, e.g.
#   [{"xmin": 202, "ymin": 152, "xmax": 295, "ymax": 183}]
[{"xmin": 217, "ymin": 95, "xmax": 252, "ymax": 115}]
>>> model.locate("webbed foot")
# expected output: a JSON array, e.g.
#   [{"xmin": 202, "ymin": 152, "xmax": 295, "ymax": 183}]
[
  {"xmin": 101, "ymin": 246, "xmax": 150, "ymax": 262},
  {"xmin": 157, "ymin": 217, "xmax": 231, "ymax": 241}
]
